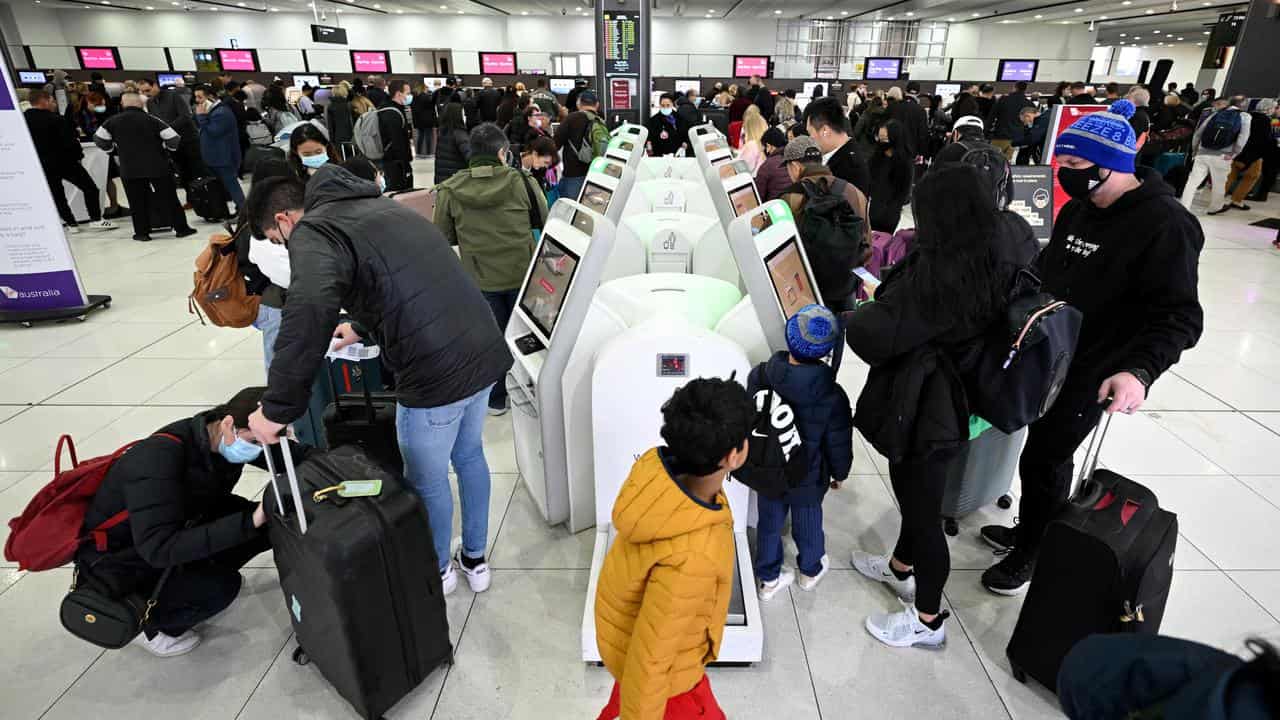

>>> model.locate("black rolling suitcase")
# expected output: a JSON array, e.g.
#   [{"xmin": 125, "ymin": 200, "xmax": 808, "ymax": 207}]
[
  {"xmin": 1006, "ymin": 413, "xmax": 1178, "ymax": 691},
  {"xmin": 264, "ymin": 441, "xmax": 451, "ymax": 720},
  {"xmin": 188, "ymin": 176, "xmax": 232, "ymax": 222},
  {"xmin": 322, "ymin": 356, "xmax": 401, "ymax": 475}
]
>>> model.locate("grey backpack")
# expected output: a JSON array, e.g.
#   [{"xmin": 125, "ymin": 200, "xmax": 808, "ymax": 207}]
[{"xmin": 354, "ymin": 107, "xmax": 401, "ymax": 160}]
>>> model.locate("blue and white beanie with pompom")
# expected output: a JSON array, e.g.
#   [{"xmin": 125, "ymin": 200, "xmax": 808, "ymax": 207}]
[{"xmin": 1054, "ymin": 99, "xmax": 1139, "ymax": 173}]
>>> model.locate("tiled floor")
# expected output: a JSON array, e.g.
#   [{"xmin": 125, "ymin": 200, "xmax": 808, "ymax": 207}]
[{"xmin": 2, "ymin": 161, "xmax": 1280, "ymax": 719}]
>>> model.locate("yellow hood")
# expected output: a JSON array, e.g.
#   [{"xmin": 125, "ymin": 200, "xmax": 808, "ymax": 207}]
[{"xmin": 612, "ymin": 448, "xmax": 732, "ymax": 544}]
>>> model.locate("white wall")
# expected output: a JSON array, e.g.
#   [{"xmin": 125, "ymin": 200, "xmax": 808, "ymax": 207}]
[
  {"xmin": 945, "ymin": 23, "xmax": 1095, "ymax": 63},
  {"xmin": 1092, "ymin": 44, "xmax": 1204, "ymax": 89}
]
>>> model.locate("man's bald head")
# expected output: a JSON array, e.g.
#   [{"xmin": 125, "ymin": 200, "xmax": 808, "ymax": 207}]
[{"xmin": 120, "ymin": 92, "xmax": 144, "ymax": 109}]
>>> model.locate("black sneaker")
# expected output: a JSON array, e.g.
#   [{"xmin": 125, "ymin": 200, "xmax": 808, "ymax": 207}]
[
  {"xmin": 132, "ymin": 234, "xmax": 152, "ymax": 242},
  {"xmin": 980, "ymin": 524, "xmax": 1017, "ymax": 553},
  {"xmin": 175, "ymin": 227, "xmax": 199, "ymax": 239},
  {"xmin": 981, "ymin": 548, "xmax": 1036, "ymax": 597},
  {"xmin": 1231, "ymin": 203, "xmax": 1251, "ymax": 211},
  {"xmin": 1207, "ymin": 205, "xmax": 1231, "ymax": 216}
]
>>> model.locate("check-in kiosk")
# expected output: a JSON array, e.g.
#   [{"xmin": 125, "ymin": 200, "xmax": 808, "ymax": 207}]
[
  {"xmin": 688, "ymin": 123, "xmax": 727, "ymax": 167},
  {"xmin": 601, "ymin": 124, "xmax": 648, "ymax": 174},
  {"xmin": 576, "ymin": 274, "xmax": 763, "ymax": 664},
  {"xmin": 707, "ymin": 158, "xmax": 764, "ymax": 231},
  {"xmin": 574, "ymin": 156, "xmax": 636, "ymax": 230},
  {"xmin": 611, "ymin": 211, "xmax": 736, "ymax": 284},
  {"xmin": 622, "ymin": 177, "xmax": 719, "ymax": 220},
  {"xmin": 506, "ymin": 200, "xmax": 618, "ymax": 526},
  {"xmin": 728, "ymin": 200, "xmax": 825, "ymax": 353},
  {"xmin": 636, "ymin": 156, "xmax": 705, "ymax": 182}
]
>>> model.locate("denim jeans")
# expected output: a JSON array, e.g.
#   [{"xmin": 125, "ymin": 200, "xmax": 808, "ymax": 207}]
[
  {"xmin": 252, "ymin": 304, "xmax": 283, "ymax": 372},
  {"xmin": 209, "ymin": 164, "xmax": 246, "ymax": 211},
  {"xmin": 754, "ymin": 497, "xmax": 825, "ymax": 581},
  {"xmin": 482, "ymin": 289, "xmax": 519, "ymax": 409},
  {"xmin": 396, "ymin": 385, "xmax": 493, "ymax": 573},
  {"xmin": 558, "ymin": 174, "xmax": 586, "ymax": 203}
]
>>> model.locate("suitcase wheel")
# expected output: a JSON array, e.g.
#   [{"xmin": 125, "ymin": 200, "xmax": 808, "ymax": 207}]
[
  {"xmin": 292, "ymin": 646, "xmax": 310, "ymax": 666},
  {"xmin": 997, "ymin": 495, "xmax": 1013, "ymax": 510},
  {"xmin": 943, "ymin": 517, "xmax": 959, "ymax": 537}
]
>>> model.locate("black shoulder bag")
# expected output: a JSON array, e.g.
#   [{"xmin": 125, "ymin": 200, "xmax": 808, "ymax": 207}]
[{"xmin": 61, "ymin": 562, "xmax": 176, "ymax": 649}]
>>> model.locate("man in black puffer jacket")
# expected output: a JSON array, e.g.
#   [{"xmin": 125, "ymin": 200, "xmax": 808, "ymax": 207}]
[
  {"xmin": 77, "ymin": 387, "xmax": 298, "ymax": 658},
  {"xmin": 246, "ymin": 165, "xmax": 512, "ymax": 596},
  {"xmin": 982, "ymin": 101, "xmax": 1203, "ymax": 597}
]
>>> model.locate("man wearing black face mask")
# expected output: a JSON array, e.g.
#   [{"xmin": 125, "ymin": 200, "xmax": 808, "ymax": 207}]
[{"xmin": 981, "ymin": 99, "xmax": 1204, "ymax": 597}]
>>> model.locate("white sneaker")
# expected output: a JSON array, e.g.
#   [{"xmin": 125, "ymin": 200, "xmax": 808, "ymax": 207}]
[
  {"xmin": 63, "ymin": 223, "xmax": 83, "ymax": 235},
  {"xmin": 440, "ymin": 563, "xmax": 458, "ymax": 596},
  {"xmin": 85, "ymin": 219, "xmax": 116, "ymax": 231},
  {"xmin": 757, "ymin": 567, "xmax": 794, "ymax": 601},
  {"xmin": 851, "ymin": 550, "xmax": 917, "ymax": 603},
  {"xmin": 865, "ymin": 602, "xmax": 947, "ymax": 649},
  {"xmin": 132, "ymin": 630, "xmax": 201, "ymax": 657},
  {"xmin": 797, "ymin": 554, "xmax": 830, "ymax": 592},
  {"xmin": 455, "ymin": 549, "xmax": 491, "ymax": 593}
]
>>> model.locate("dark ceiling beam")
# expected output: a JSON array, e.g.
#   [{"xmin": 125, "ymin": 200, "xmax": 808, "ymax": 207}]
[
  {"xmin": 460, "ymin": 0, "xmax": 509, "ymax": 14},
  {"xmin": 720, "ymin": 0, "xmax": 745, "ymax": 19},
  {"xmin": 953, "ymin": 0, "xmax": 1086, "ymax": 23},
  {"xmin": 55, "ymin": 0, "xmax": 146, "ymax": 10},
  {"xmin": 847, "ymin": 0, "xmax": 913, "ymax": 20},
  {"xmin": 1076, "ymin": 3, "xmax": 1245, "ymax": 24},
  {"xmin": 320, "ymin": 0, "xmax": 390, "ymax": 14},
  {"xmin": 185, "ymin": 0, "xmax": 270, "ymax": 11}
]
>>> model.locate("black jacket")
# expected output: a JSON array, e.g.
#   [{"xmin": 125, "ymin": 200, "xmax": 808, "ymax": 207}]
[
  {"xmin": 263, "ymin": 166, "xmax": 512, "ymax": 422},
  {"xmin": 989, "ymin": 91, "xmax": 1034, "ymax": 140},
  {"xmin": 754, "ymin": 87, "xmax": 776, "ymax": 123},
  {"xmin": 326, "ymin": 96, "xmax": 355, "ymax": 144},
  {"xmin": 146, "ymin": 87, "xmax": 197, "ymax": 138},
  {"xmin": 554, "ymin": 109, "xmax": 601, "ymax": 179},
  {"xmin": 75, "ymin": 413, "xmax": 287, "ymax": 593},
  {"xmin": 412, "ymin": 91, "xmax": 437, "ymax": 129},
  {"xmin": 826, "ymin": 139, "xmax": 872, "ymax": 196},
  {"xmin": 477, "ymin": 88, "xmax": 501, "ymax": 123},
  {"xmin": 887, "ymin": 96, "xmax": 929, "ymax": 157},
  {"xmin": 377, "ymin": 100, "xmax": 412, "ymax": 165},
  {"xmin": 1234, "ymin": 111, "xmax": 1273, "ymax": 167},
  {"xmin": 869, "ymin": 148, "xmax": 913, "ymax": 219},
  {"xmin": 747, "ymin": 353, "xmax": 853, "ymax": 504},
  {"xmin": 675, "ymin": 95, "xmax": 700, "ymax": 129},
  {"xmin": 25, "ymin": 108, "xmax": 83, "ymax": 170},
  {"xmin": 646, "ymin": 111, "xmax": 686, "ymax": 156},
  {"xmin": 949, "ymin": 94, "xmax": 980, "ymax": 124},
  {"xmin": 366, "ymin": 86, "xmax": 389, "ymax": 108},
  {"xmin": 846, "ymin": 212, "xmax": 1038, "ymax": 461},
  {"xmin": 1067, "ymin": 93, "xmax": 1099, "ymax": 105},
  {"xmin": 1037, "ymin": 168, "xmax": 1203, "ymax": 411},
  {"xmin": 434, "ymin": 128, "xmax": 471, "ymax": 184},
  {"xmin": 93, "ymin": 106, "xmax": 181, "ymax": 179}
]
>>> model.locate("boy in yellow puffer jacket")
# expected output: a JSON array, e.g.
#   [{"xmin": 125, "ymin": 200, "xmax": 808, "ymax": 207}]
[{"xmin": 594, "ymin": 378, "xmax": 755, "ymax": 720}]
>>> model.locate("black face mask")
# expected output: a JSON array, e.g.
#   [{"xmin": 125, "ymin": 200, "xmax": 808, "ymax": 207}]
[{"xmin": 1058, "ymin": 164, "xmax": 1108, "ymax": 201}]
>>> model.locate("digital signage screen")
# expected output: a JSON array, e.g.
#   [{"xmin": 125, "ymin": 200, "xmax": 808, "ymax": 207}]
[
  {"xmin": 733, "ymin": 55, "xmax": 769, "ymax": 78},
  {"xmin": 479, "ymin": 52, "xmax": 517, "ymax": 75},
  {"xmin": 217, "ymin": 49, "xmax": 259, "ymax": 72},
  {"xmin": 864, "ymin": 57, "xmax": 903, "ymax": 80},
  {"xmin": 998, "ymin": 59, "xmax": 1040, "ymax": 83},
  {"xmin": 549, "ymin": 78, "xmax": 576, "ymax": 94},
  {"xmin": 76, "ymin": 47, "xmax": 121, "ymax": 71},
  {"xmin": 350, "ymin": 50, "xmax": 390, "ymax": 74},
  {"xmin": 157, "ymin": 73, "xmax": 184, "ymax": 87},
  {"xmin": 18, "ymin": 71, "xmax": 47, "ymax": 84}
]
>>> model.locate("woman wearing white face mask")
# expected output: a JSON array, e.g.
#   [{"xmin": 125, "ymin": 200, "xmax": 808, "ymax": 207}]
[
  {"xmin": 646, "ymin": 93, "xmax": 687, "ymax": 156},
  {"xmin": 287, "ymin": 123, "xmax": 337, "ymax": 181}
]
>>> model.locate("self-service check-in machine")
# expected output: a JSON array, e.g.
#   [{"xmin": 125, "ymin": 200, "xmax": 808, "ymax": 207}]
[
  {"xmin": 576, "ymin": 273, "xmax": 762, "ymax": 664},
  {"xmin": 622, "ymin": 176, "xmax": 719, "ymax": 220},
  {"xmin": 689, "ymin": 123, "xmax": 727, "ymax": 167},
  {"xmin": 636, "ymin": 156, "xmax": 705, "ymax": 182},
  {"xmin": 611, "ymin": 212, "xmax": 736, "ymax": 284},
  {"xmin": 707, "ymin": 158, "xmax": 765, "ymax": 232},
  {"xmin": 507, "ymin": 201, "xmax": 618, "ymax": 526},
  {"xmin": 602, "ymin": 124, "xmax": 648, "ymax": 174},
  {"xmin": 728, "ymin": 199, "xmax": 825, "ymax": 353},
  {"xmin": 574, "ymin": 156, "xmax": 637, "ymax": 232}
]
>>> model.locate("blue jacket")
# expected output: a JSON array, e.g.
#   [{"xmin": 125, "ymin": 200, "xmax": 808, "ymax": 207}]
[
  {"xmin": 196, "ymin": 101, "xmax": 242, "ymax": 169},
  {"xmin": 746, "ymin": 352, "xmax": 853, "ymax": 504}
]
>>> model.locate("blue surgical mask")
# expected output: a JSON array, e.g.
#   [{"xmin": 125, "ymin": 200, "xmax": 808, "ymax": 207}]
[
  {"xmin": 660, "ymin": 107, "xmax": 674, "ymax": 116},
  {"xmin": 300, "ymin": 152, "xmax": 329, "ymax": 169},
  {"xmin": 93, "ymin": 106, "xmax": 107, "ymax": 113},
  {"xmin": 402, "ymin": 94, "xmax": 413, "ymax": 106},
  {"xmin": 218, "ymin": 434, "xmax": 263, "ymax": 464}
]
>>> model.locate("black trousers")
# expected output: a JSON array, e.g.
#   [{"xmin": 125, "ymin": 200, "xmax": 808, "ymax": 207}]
[
  {"xmin": 147, "ymin": 496, "xmax": 270, "ymax": 638},
  {"xmin": 482, "ymin": 289, "xmax": 519, "ymax": 409},
  {"xmin": 869, "ymin": 201, "xmax": 904, "ymax": 234},
  {"xmin": 1014, "ymin": 390, "xmax": 1106, "ymax": 555},
  {"xmin": 173, "ymin": 135, "xmax": 208, "ymax": 191},
  {"xmin": 381, "ymin": 156, "xmax": 413, "ymax": 193},
  {"xmin": 888, "ymin": 445, "xmax": 964, "ymax": 615},
  {"xmin": 46, "ymin": 163, "xmax": 102, "ymax": 225},
  {"xmin": 122, "ymin": 175, "xmax": 193, "ymax": 239}
]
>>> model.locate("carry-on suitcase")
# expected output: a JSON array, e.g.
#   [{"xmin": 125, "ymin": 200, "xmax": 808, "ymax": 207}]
[
  {"xmin": 264, "ymin": 441, "xmax": 452, "ymax": 720},
  {"xmin": 941, "ymin": 424, "xmax": 1024, "ymax": 536},
  {"xmin": 1006, "ymin": 413, "xmax": 1178, "ymax": 691},
  {"xmin": 188, "ymin": 176, "xmax": 232, "ymax": 222},
  {"xmin": 148, "ymin": 189, "xmax": 174, "ymax": 233},
  {"xmin": 322, "ymin": 351, "xmax": 401, "ymax": 475},
  {"xmin": 390, "ymin": 188, "xmax": 437, "ymax": 226},
  {"xmin": 242, "ymin": 145, "xmax": 285, "ymax": 176}
]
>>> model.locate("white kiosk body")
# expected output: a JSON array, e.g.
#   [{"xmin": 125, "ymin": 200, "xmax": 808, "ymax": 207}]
[
  {"xmin": 577, "ymin": 274, "xmax": 763, "ymax": 663},
  {"xmin": 635, "ymin": 156, "xmax": 705, "ymax": 182},
  {"xmin": 602, "ymin": 124, "xmax": 649, "ymax": 174},
  {"xmin": 612, "ymin": 212, "xmax": 736, "ymax": 285},
  {"xmin": 622, "ymin": 177, "xmax": 719, "ymax": 221},
  {"xmin": 688, "ymin": 123, "xmax": 727, "ymax": 167},
  {"xmin": 506, "ymin": 201, "xmax": 618, "ymax": 526},
  {"xmin": 574, "ymin": 157, "xmax": 638, "ymax": 232}
]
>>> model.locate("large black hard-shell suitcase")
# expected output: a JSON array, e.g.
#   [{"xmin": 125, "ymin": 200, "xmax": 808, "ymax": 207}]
[
  {"xmin": 1006, "ymin": 414, "xmax": 1177, "ymax": 692},
  {"xmin": 264, "ymin": 442, "xmax": 451, "ymax": 720}
]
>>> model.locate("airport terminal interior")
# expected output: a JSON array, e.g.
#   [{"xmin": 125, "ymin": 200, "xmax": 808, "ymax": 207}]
[{"xmin": 1, "ymin": 0, "xmax": 1279, "ymax": 717}]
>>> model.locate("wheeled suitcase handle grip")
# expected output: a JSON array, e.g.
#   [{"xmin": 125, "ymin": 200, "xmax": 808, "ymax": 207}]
[
  {"xmin": 1072, "ymin": 399, "xmax": 1115, "ymax": 500},
  {"xmin": 261, "ymin": 428, "xmax": 309, "ymax": 535}
]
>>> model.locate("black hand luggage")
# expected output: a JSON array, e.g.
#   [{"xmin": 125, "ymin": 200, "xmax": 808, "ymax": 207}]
[
  {"xmin": 264, "ymin": 441, "xmax": 451, "ymax": 720},
  {"xmin": 1006, "ymin": 413, "xmax": 1178, "ymax": 692},
  {"xmin": 188, "ymin": 176, "xmax": 232, "ymax": 222},
  {"xmin": 322, "ymin": 356, "xmax": 401, "ymax": 475}
]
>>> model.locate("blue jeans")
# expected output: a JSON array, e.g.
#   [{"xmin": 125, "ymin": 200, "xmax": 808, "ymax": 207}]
[
  {"xmin": 209, "ymin": 164, "xmax": 246, "ymax": 211},
  {"xmin": 558, "ymin": 174, "xmax": 586, "ymax": 203},
  {"xmin": 482, "ymin": 289, "xmax": 519, "ymax": 409},
  {"xmin": 252, "ymin": 304, "xmax": 282, "ymax": 372},
  {"xmin": 396, "ymin": 386, "xmax": 493, "ymax": 573},
  {"xmin": 754, "ymin": 498, "xmax": 825, "ymax": 581}
]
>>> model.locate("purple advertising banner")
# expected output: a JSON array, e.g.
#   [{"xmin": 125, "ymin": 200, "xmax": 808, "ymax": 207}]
[
  {"xmin": 0, "ymin": 270, "xmax": 85, "ymax": 310},
  {"xmin": 0, "ymin": 69, "xmax": 13, "ymax": 111}
]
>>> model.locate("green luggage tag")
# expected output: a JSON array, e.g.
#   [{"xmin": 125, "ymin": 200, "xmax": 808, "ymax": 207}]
[{"xmin": 313, "ymin": 479, "xmax": 383, "ymax": 503}]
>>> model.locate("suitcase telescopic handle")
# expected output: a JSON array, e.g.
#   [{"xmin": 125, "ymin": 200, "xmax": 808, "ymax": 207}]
[
  {"xmin": 1072, "ymin": 398, "xmax": 1115, "ymax": 500},
  {"xmin": 326, "ymin": 357, "xmax": 377, "ymax": 421},
  {"xmin": 261, "ymin": 429, "xmax": 309, "ymax": 535}
]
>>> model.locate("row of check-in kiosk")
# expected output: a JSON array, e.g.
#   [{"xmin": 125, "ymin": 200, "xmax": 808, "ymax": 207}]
[{"xmin": 501, "ymin": 122, "xmax": 829, "ymax": 664}]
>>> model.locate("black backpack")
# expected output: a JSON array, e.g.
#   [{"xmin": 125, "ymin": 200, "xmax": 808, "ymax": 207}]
[
  {"xmin": 1199, "ymin": 109, "xmax": 1242, "ymax": 150},
  {"xmin": 968, "ymin": 270, "xmax": 1083, "ymax": 433},
  {"xmin": 793, "ymin": 177, "xmax": 867, "ymax": 306},
  {"xmin": 733, "ymin": 378, "xmax": 810, "ymax": 500}
]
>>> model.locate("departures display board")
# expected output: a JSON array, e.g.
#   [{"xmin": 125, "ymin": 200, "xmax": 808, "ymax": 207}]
[{"xmin": 595, "ymin": 0, "xmax": 648, "ymax": 127}]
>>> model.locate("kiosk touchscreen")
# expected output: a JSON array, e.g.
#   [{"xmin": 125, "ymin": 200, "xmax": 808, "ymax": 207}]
[
  {"xmin": 689, "ymin": 123, "xmax": 727, "ymax": 166},
  {"xmin": 574, "ymin": 157, "xmax": 636, "ymax": 230},
  {"xmin": 706, "ymin": 158, "xmax": 762, "ymax": 230},
  {"xmin": 727, "ymin": 200, "xmax": 825, "ymax": 352},
  {"xmin": 506, "ymin": 200, "xmax": 618, "ymax": 527},
  {"xmin": 603, "ymin": 124, "xmax": 648, "ymax": 173}
]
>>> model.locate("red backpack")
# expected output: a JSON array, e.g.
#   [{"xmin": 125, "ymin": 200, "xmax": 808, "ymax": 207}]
[{"xmin": 4, "ymin": 433, "xmax": 181, "ymax": 572}]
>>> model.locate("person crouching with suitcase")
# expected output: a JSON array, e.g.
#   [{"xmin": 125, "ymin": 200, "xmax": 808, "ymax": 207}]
[
  {"xmin": 594, "ymin": 378, "xmax": 754, "ymax": 720},
  {"xmin": 75, "ymin": 387, "xmax": 296, "ymax": 657},
  {"xmin": 979, "ymin": 100, "xmax": 1205, "ymax": 597},
  {"xmin": 844, "ymin": 164, "xmax": 1036, "ymax": 649}
]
